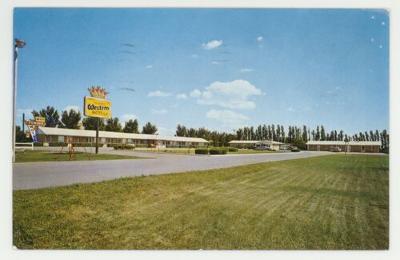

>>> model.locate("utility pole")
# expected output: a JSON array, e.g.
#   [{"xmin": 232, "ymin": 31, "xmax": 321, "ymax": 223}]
[{"xmin": 12, "ymin": 39, "xmax": 26, "ymax": 162}]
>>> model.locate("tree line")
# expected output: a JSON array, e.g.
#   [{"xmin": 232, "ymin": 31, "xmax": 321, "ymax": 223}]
[
  {"xmin": 17, "ymin": 106, "xmax": 389, "ymax": 152},
  {"xmin": 19, "ymin": 106, "xmax": 158, "ymax": 135},
  {"xmin": 175, "ymin": 124, "xmax": 389, "ymax": 152}
]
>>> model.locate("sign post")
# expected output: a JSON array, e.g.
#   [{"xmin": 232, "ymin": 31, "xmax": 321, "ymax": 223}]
[
  {"xmin": 96, "ymin": 118, "xmax": 100, "ymax": 154},
  {"xmin": 84, "ymin": 86, "xmax": 111, "ymax": 154}
]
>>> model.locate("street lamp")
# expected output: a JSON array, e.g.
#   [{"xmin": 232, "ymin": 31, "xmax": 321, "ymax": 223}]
[{"xmin": 13, "ymin": 38, "xmax": 26, "ymax": 162}]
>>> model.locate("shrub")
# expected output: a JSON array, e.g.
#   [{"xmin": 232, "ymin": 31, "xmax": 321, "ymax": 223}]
[
  {"xmin": 49, "ymin": 142, "xmax": 67, "ymax": 147},
  {"xmin": 73, "ymin": 143, "xmax": 95, "ymax": 147},
  {"xmin": 228, "ymin": 147, "xmax": 238, "ymax": 152},
  {"xmin": 209, "ymin": 148, "xmax": 228, "ymax": 155},
  {"xmin": 195, "ymin": 148, "xmax": 209, "ymax": 154},
  {"xmin": 113, "ymin": 144, "xmax": 135, "ymax": 150}
]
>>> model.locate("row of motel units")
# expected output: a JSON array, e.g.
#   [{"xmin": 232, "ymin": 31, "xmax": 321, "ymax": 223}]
[
  {"xmin": 306, "ymin": 141, "xmax": 381, "ymax": 153},
  {"xmin": 36, "ymin": 127, "xmax": 209, "ymax": 148},
  {"xmin": 229, "ymin": 140, "xmax": 381, "ymax": 153},
  {"xmin": 228, "ymin": 140, "xmax": 285, "ymax": 151}
]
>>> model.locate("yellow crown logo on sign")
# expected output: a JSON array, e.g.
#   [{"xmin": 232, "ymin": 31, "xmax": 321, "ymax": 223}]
[{"xmin": 88, "ymin": 86, "xmax": 108, "ymax": 99}]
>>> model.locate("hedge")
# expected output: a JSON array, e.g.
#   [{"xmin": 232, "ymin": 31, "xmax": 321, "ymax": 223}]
[
  {"xmin": 209, "ymin": 148, "xmax": 228, "ymax": 155},
  {"xmin": 195, "ymin": 148, "xmax": 209, "ymax": 154},
  {"xmin": 113, "ymin": 144, "xmax": 135, "ymax": 150}
]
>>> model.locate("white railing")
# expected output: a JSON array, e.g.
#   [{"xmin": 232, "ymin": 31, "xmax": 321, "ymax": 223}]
[{"xmin": 15, "ymin": 142, "xmax": 34, "ymax": 150}]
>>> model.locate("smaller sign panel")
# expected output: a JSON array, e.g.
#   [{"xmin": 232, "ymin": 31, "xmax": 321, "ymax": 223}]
[
  {"xmin": 35, "ymin": 116, "xmax": 46, "ymax": 126},
  {"xmin": 84, "ymin": 96, "xmax": 112, "ymax": 119}
]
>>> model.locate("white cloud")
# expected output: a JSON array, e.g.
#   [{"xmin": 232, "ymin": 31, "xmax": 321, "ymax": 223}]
[
  {"xmin": 240, "ymin": 68, "xmax": 254, "ymax": 73},
  {"xmin": 193, "ymin": 80, "xmax": 264, "ymax": 110},
  {"xmin": 190, "ymin": 89, "xmax": 202, "ymax": 98},
  {"xmin": 176, "ymin": 93, "xmax": 187, "ymax": 99},
  {"xmin": 145, "ymin": 65, "xmax": 153, "ymax": 69},
  {"xmin": 257, "ymin": 36, "xmax": 263, "ymax": 42},
  {"xmin": 211, "ymin": 61, "xmax": 220, "ymax": 65},
  {"xmin": 64, "ymin": 105, "xmax": 80, "ymax": 112},
  {"xmin": 148, "ymin": 90, "xmax": 172, "ymax": 97},
  {"xmin": 151, "ymin": 109, "xmax": 168, "ymax": 115},
  {"xmin": 202, "ymin": 40, "xmax": 223, "ymax": 50},
  {"xmin": 206, "ymin": 109, "xmax": 249, "ymax": 128}
]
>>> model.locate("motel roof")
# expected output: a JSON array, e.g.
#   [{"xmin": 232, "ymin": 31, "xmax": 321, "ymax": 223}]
[
  {"xmin": 37, "ymin": 127, "xmax": 209, "ymax": 143},
  {"xmin": 306, "ymin": 141, "xmax": 381, "ymax": 146},
  {"xmin": 229, "ymin": 140, "xmax": 284, "ymax": 145}
]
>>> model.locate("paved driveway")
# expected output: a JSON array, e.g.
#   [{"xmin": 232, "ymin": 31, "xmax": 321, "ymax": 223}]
[{"xmin": 13, "ymin": 151, "xmax": 331, "ymax": 190}]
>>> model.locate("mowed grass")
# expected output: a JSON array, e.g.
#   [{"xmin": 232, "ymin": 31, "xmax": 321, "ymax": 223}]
[
  {"xmin": 13, "ymin": 154, "xmax": 388, "ymax": 249},
  {"xmin": 15, "ymin": 150, "xmax": 141, "ymax": 163}
]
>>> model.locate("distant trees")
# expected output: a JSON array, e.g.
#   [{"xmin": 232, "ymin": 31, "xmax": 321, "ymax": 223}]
[
  {"xmin": 60, "ymin": 109, "xmax": 81, "ymax": 129},
  {"xmin": 123, "ymin": 119, "xmax": 139, "ymax": 133},
  {"xmin": 31, "ymin": 106, "xmax": 59, "ymax": 127},
  {"xmin": 82, "ymin": 117, "xmax": 105, "ymax": 130},
  {"xmin": 105, "ymin": 117, "xmax": 122, "ymax": 132},
  {"xmin": 142, "ymin": 122, "xmax": 158, "ymax": 134},
  {"xmin": 175, "ymin": 124, "xmax": 389, "ymax": 152},
  {"xmin": 176, "ymin": 124, "xmax": 188, "ymax": 137}
]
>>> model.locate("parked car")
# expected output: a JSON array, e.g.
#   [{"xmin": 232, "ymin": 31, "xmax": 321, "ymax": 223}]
[
  {"xmin": 254, "ymin": 145, "xmax": 271, "ymax": 150},
  {"xmin": 291, "ymin": 146, "xmax": 300, "ymax": 152}
]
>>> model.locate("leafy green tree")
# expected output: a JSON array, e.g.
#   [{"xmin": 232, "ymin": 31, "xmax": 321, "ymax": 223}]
[
  {"xmin": 105, "ymin": 117, "xmax": 122, "ymax": 132},
  {"xmin": 320, "ymin": 125, "xmax": 326, "ymax": 141},
  {"xmin": 59, "ymin": 109, "xmax": 81, "ymax": 129},
  {"xmin": 31, "ymin": 106, "xmax": 59, "ymax": 127},
  {"xmin": 187, "ymin": 128, "xmax": 197, "ymax": 137},
  {"xmin": 142, "ymin": 122, "xmax": 158, "ymax": 134},
  {"xmin": 176, "ymin": 124, "xmax": 188, "ymax": 137},
  {"xmin": 82, "ymin": 117, "xmax": 105, "ymax": 130},
  {"xmin": 123, "ymin": 119, "xmax": 139, "ymax": 133},
  {"xmin": 302, "ymin": 125, "xmax": 308, "ymax": 142}
]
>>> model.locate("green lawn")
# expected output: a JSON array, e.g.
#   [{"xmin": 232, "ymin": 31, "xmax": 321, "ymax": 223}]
[
  {"xmin": 15, "ymin": 150, "xmax": 141, "ymax": 163},
  {"xmin": 13, "ymin": 154, "xmax": 388, "ymax": 249}
]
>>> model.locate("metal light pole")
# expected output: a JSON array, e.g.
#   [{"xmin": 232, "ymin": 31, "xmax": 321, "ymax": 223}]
[{"xmin": 12, "ymin": 39, "xmax": 26, "ymax": 162}]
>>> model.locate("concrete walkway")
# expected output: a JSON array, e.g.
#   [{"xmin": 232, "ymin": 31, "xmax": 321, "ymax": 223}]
[{"xmin": 13, "ymin": 151, "xmax": 331, "ymax": 190}]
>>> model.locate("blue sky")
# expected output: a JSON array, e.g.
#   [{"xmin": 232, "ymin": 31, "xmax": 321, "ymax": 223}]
[{"xmin": 14, "ymin": 8, "xmax": 389, "ymax": 135}]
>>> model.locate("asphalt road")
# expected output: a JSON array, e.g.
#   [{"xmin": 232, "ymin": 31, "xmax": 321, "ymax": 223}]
[{"xmin": 13, "ymin": 151, "xmax": 331, "ymax": 190}]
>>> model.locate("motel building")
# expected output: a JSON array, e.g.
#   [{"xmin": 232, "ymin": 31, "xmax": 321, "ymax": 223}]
[
  {"xmin": 36, "ymin": 127, "xmax": 209, "ymax": 148},
  {"xmin": 306, "ymin": 141, "xmax": 381, "ymax": 153},
  {"xmin": 228, "ymin": 140, "xmax": 284, "ymax": 151}
]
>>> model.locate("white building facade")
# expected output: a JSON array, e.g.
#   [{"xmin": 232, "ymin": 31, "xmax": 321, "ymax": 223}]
[{"xmin": 36, "ymin": 127, "xmax": 208, "ymax": 148}]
